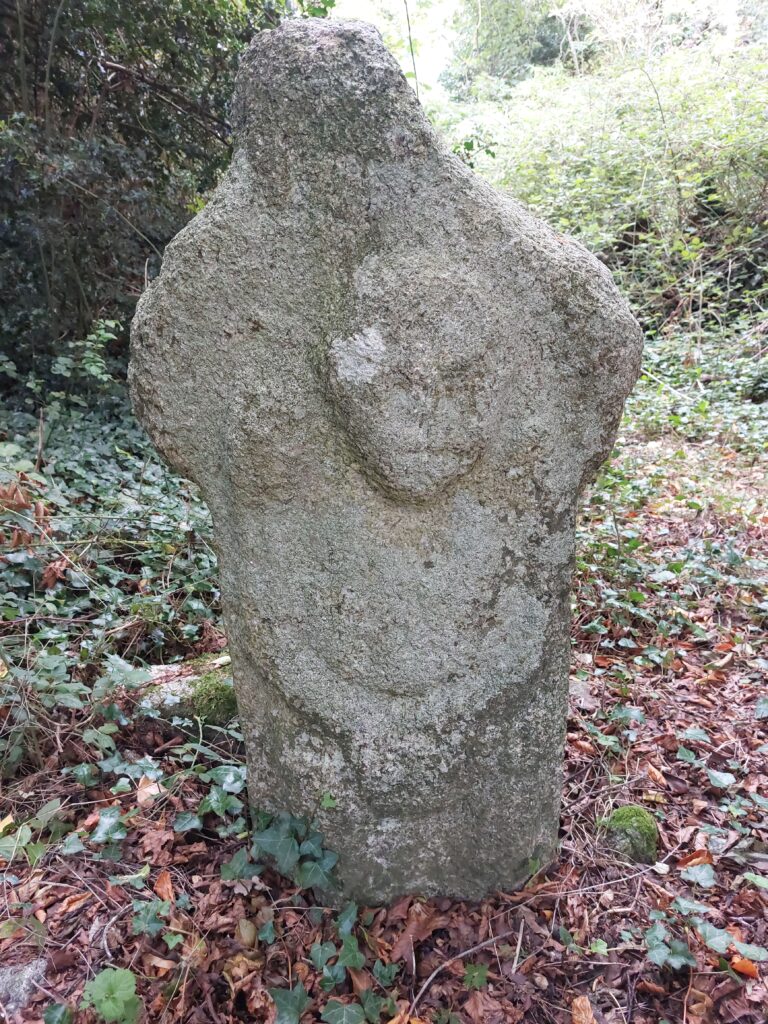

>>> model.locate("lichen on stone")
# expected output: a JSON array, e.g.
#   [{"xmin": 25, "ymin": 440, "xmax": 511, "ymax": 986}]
[{"xmin": 603, "ymin": 804, "xmax": 659, "ymax": 864}]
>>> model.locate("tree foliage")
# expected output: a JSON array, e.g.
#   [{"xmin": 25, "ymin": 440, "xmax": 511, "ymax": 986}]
[
  {"xmin": 0, "ymin": 0, "xmax": 280, "ymax": 389},
  {"xmin": 444, "ymin": 0, "xmax": 562, "ymax": 97}
]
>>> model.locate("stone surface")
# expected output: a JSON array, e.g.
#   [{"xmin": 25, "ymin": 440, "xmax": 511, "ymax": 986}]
[
  {"xmin": 605, "ymin": 805, "xmax": 660, "ymax": 864},
  {"xmin": 130, "ymin": 18, "xmax": 643, "ymax": 902},
  {"xmin": 0, "ymin": 958, "xmax": 47, "ymax": 1014}
]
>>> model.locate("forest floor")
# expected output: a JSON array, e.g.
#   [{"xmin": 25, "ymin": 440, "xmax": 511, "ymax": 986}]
[{"xmin": 0, "ymin": 327, "xmax": 766, "ymax": 1024}]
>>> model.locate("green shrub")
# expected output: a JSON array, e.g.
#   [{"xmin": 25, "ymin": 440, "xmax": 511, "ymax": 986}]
[{"xmin": 439, "ymin": 37, "xmax": 768, "ymax": 338}]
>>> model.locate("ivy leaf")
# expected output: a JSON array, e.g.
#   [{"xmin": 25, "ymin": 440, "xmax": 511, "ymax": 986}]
[
  {"xmin": 321, "ymin": 1000, "xmax": 366, "ymax": 1024},
  {"xmin": 173, "ymin": 811, "xmax": 202, "ymax": 833},
  {"xmin": 693, "ymin": 919, "xmax": 730, "ymax": 954},
  {"xmin": 200, "ymin": 764, "xmax": 246, "ymax": 793},
  {"xmin": 733, "ymin": 940, "xmax": 768, "ymax": 962},
  {"xmin": 43, "ymin": 1006, "xmax": 74, "ymax": 1024},
  {"xmin": 90, "ymin": 807, "xmax": 127, "ymax": 844},
  {"xmin": 294, "ymin": 858, "xmax": 335, "ymax": 892},
  {"xmin": 320, "ymin": 962, "xmax": 347, "ymax": 991},
  {"xmin": 335, "ymin": 902, "xmax": 358, "ymax": 937},
  {"xmin": 268, "ymin": 983, "xmax": 310, "ymax": 1024},
  {"xmin": 681, "ymin": 863, "xmax": 716, "ymax": 888},
  {"xmin": 644, "ymin": 922, "xmax": 670, "ymax": 965},
  {"xmin": 666, "ymin": 939, "xmax": 697, "ymax": 970},
  {"xmin": 299, "ymin": 829, "xmax": 325, "ymax": 859},
  {"xmin": 131, "ymin": 899, "xmax": 171, "ymax": 937},
  {"xmin": 372, "ymin": 960, "xmax": 400, "ymax": 988},
  {"xmin": 706, "ymin": 769, "xmax": 736, "ymax": 789},
  {"xmin": 108, "ymin": 865, "xmax": 150, "ymax": 890},
  {"xmin": 71, "ymin": 763, "xmax": 100, "ymax": 787},
  {"xmin": 252, "ymin": 824, "xmax": 300, "ymax": 875},
  {"xmin": 359, "ymin": 989, "xmax": 386, "ymax": 1024},
  {"xmin": 671, "ymin": 896, "xmax": 712, "ymax": 916},
  {"xmin": 647, "ymin": 941, "xmax": 672, "ymax": 967},
  {"xmin": 258, "ymin": 919, "xmax": 276, "ymax": 944},
  {"xmin": 60, "ymin": 832, "xmax": 85, "ymax": 856},
  {"xmin": 676, "ymin": 746, "xmax": 699, "ymax": 764},
  {"xmin": 337, "ymin": 934, "xmax": 365, "ymax": 969},
  {"xmin": 310, "ymin": 941, "xmax": 337, "ymax": 970},
  {"xmin": 199, "ymin": 785, "xmax": 243, "ymax": 818},
  {"xmin": 744, "ymin": 872, "xmax": 768, "ymax": 890},
  {"xmin": 681, "ymin": 727, "xmax": 710, "ymax": 743},
  {"xmin": 220, "ymin": 846, "xmax": 260, "ymax": 881}
]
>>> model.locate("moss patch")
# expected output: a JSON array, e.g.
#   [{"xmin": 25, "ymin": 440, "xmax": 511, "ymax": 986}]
[
  {"xmin": 189, "ymin": 670, "xmax": 238, "ymax": 725},
  {"xmin": 603, "ymin": 804, "xmax": 659, "ymax": 864}
]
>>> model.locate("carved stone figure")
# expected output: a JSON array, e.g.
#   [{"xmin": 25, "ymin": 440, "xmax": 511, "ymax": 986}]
[{"xmin": 130, "ymin": 18, "xmax": 643, "ymax": 902}]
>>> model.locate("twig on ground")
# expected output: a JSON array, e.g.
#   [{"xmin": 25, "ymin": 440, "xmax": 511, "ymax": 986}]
[{"xmin": 511, "ymin": 917, "xmax": 525, "ymax": 973}]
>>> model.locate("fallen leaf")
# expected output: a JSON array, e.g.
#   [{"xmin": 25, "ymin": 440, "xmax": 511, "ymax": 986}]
[
  {"xmin": 638, "ymin": 979, "xmax": 667, "ymax": 995},
  {"xmin": 236, "ymin": 918, "xmax": 257, "ymax": 948},
  {"xmin": 571, "ymin": 995, "xmax": 596, "ymax": 1024},
  {"xmin": 144, "ymin": 953, "xmax": 177, "ymax": 975},
  {"xmin": 137, "ymin": 775, "xmax": 164, "ymax": 806},
  {"xmin": 678, "ymin": 849, "xmax": 714, "ymax": 868},
  {"xmin": 58, "ymin": 892, "xmax": 92, "ymax": 915},
  {"xmin": 348, "ymin": 967, "xmax": 372, "ymax": 996},
  {"xmin": 40, "ymin": 557, "xmax": 68, "ymax": 590},
  {"xmin": 731, "ymin": 956, "xmax": 759, "ymax": 979},
  {"xmin": 390, "ymin": 902, "xmax": 450, "ymax": 963},
  {"xmin": 464, "ymin": 989, "xmax": 509, "ymax": 1023},
  {"xmin": 154, "ymin": 868, "xmax": 175, "ymax": 902}
]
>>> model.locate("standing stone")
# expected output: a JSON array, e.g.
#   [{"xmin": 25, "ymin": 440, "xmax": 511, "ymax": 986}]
[{"xmin": 130, "ymin": 18, "xmax": 642, "ymax": 902}]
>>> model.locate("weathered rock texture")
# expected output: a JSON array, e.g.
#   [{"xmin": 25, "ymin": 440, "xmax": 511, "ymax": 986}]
[{"xmin": 130, "ymin": 18, "xmax": 643, "ymax": 902}]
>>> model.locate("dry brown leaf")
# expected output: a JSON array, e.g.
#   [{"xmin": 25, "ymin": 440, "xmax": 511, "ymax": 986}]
[
  {"xmin": 154, "ymin": 868, "xmax": 175, "ymax": 902},
  {"xmin": 638, "ymin": 979, "xmax": 667, "ymax": 995},
  {"xmin": 390, "ymin": 902, "xmax": 449, "ymax": 963},
  {"xmin": 571, "ymin": 739, "xmax": 596, "ymax": 756},
  {"xmin": 140, "ymin": 828, "xmax": 175, "ymax": 864},
  {"xmin": 144, "ymin": 953, "xmax": 177, "ymax": 975},
  {"xmin": 222, "ymin": 951, "xmax": 264, "ymax": 985},
  {"xmin": 464, "ymin": 989, "xmax": 508, "ymax": 1024},
  {"xmin": 731, "ymin": 956, "xmax": 759, "ymax": 979},
  {"xmin": 235, "ymin": 917, "xmax": 257, "ymax": 948},
  {"xmin": 571, "ymin": 995, "xmax": 596, "ymax": 1024},
  {"xmin": 385, "ymin": 1015, "xmax": 429, "ymax": 1024},
  {"xmin": 0, "ymin": 481, "xmax": 31, "ymax": 512},
  {"xmin": 677, "ymin": 849, "xmax": 713, "ymax": 869},
  {"xmin": 58, "ymin": 892, "xmax": 92, "ymax": 916},
  {"xmin": 293, "ymin": 962, "xmax": 310, "ymax": 984},
  {"xmin": 137, "ymin": 775, "xmax": 164, "ymax": 806},
  {"xmin": 348, "ymin": 967, "xmax": 372, "ymax": 996},
  {"xmin": 642, "ymin": 791, "xmax": 667, "ymax": 804},
  {"xmin": 40, "ymin": 557, "xmax": 68, "ymax": 591}
]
